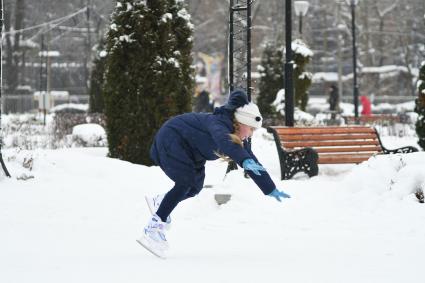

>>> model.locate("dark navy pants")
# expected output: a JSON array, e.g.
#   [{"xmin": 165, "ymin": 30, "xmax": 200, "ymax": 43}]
[{"xmin": 150, "ymin": 127, "xmax": 206, "ymax": 222}]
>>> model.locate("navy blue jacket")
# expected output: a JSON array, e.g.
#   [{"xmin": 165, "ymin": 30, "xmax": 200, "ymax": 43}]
[{"xmin": 150, "ymin": 91, "xmax": 276, "ymax": 195}]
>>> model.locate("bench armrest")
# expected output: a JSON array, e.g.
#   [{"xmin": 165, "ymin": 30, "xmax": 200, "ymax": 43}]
[
  {"xmin": 267, "ymin": 127, "xmax": 319, "ymax": 180},
  {"xmin": 382, "ymin": 146, "xmax": 419, "ymax": 154}
]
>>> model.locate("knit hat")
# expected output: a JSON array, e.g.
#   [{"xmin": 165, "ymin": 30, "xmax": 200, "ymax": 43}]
[{"xmin": 234, "ymin": 102, "xmax": 263, "ymax": 129}]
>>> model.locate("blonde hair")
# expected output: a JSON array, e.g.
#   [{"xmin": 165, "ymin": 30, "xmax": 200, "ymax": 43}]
[{"xmin": 214, "ymin": 117, "xmax": 243, "ymax": 161}]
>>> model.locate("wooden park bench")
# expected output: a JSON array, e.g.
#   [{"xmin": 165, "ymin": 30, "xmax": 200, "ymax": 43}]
[{"xmin": 267, "ymin": 126, "xmax": 419, "ymax": 180}]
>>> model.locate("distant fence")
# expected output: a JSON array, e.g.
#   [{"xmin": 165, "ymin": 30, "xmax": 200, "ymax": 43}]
[
  {"xmin": 340, "ymin": 95, "xmax": 417, "ymax": 104},
  {"xmin": 310, "ymin": 94, "xmax": 416, "ymax": 105},
  {"xmin": 1, "ymin": 94, "xmax": 89, "ymax": 114},
  {"xmin": 1, "ymin": 95, "xmax": 35, "ymax": 113}
]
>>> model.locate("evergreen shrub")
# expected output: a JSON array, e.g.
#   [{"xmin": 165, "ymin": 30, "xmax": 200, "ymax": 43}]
[{"xmin": 103, "ymin": 0, "xmax": 194, "ymax": 165}]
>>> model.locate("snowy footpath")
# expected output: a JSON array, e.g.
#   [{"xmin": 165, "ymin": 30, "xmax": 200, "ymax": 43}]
[{"xmin": 1, "ymin": 129, "xmax": 424, "ymax": 283}]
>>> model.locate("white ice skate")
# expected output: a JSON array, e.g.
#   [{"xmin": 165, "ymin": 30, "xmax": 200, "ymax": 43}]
[
  {"xmin": 137, "ymin": 214, "xmax": 169, "ymax": 259},
  {"xmin": 145, "ymin": 194, "xmax": 171, "ymax": 230}
]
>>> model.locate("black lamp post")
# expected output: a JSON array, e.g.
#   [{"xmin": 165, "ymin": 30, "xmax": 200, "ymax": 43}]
[
  {"xmin": 284, "ymin": 0, "xmax": 294, "ymax": 126},
  {"xmin": 294, "ymin": 1, "xmax": 309, "ymax": 37},
  {"xmin": 346, "ymin": 0, "xmax": 360, "ymax": 119}
]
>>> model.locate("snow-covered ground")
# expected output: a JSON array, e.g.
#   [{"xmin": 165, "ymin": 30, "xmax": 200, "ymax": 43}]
[{"xmin": 0, "ymin": 127, "xmax": 424, "ymax": 283}]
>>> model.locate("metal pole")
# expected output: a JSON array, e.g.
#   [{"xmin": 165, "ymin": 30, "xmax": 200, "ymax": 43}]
[
  {"xmin": 39, "ymin": 34, "xmax": 44, "ymax": 116},
  {"xmin": 299, "ymin": 14, "xmax": 302, "ymax": 36},
  {"xmin": 44, "ymin": 38, "xmax": 49, "ymax": 126},
  {"xmin": 351, "ymin": 2, "xmax": 359, "ymax": 119},
  {"xmin": 284, "ymin": 0, "xmax": 294, "ymax": 126},
  {"xmin": 85, "ymin": 0, "xmax": 92, "ymax": 94},
  {"xmin": 246, "ymin": 0, "xmax": 253, "ymax": 170},
  {"xmin": 246, "ymin": 0, "xmax": 252, "ymax": 101},
  {"xmin": 0, "ymin": 0, "xmax": 3, "ymax": 117},
  {"xmin": 336, "ymin": 3, "xmax": 343, "ymax": 105},
  {"xmin": 0, "ymin": 0, "xmax": 11, "ymax": 177},
  {"xmin": 228, "ymin": 0, "xmax": 234, "ymax": 92}
]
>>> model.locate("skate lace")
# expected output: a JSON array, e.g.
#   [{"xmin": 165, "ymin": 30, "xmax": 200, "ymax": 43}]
[
  {"xmin": 148, "ymin": 220, "xmax": 165, "ymax": 231},
  {"xmin": 146, "ymin": 220, "xmax": 167, "ymax": 242},
  {"xmin": 145, "ymin": 226, "xmax": 167, "ymax": 242},
  {"xmin": 157, "ymin": 230, "xmax": 167, "ymax": 242},
  {"xmin": 153, "ymin": 195, "xmax": 164, "ymax": 210},
  {"xmin": 153, "ymin": 196, "xmax": 171, "ymax": 225}
]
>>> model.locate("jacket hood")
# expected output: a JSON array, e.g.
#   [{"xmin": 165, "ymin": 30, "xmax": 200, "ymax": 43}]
[{"xmin": 213, "ymin": 104, "xmax": 234, "ymax": 123}]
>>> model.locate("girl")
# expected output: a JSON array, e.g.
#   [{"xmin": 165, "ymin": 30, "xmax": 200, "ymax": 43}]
[{"xmin": 137, "ymin": 90, "xmax": 290, "ymax": 257}]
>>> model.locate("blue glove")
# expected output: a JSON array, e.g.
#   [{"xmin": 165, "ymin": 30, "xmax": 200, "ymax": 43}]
[
  {"xmin": 268, "ymin": 188, "xmax": 291, "ymax": 202},
  {"xmin": 242, "ymin": 158, "xmax": 266, "ymax": 176}
]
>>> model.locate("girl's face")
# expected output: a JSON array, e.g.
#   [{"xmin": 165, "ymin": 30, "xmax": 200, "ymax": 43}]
[{"xmin": 237, "ymin": 123, "xmax": 255, "ymax": 140}]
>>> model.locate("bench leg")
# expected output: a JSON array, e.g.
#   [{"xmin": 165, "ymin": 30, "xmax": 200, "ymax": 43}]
[{"xmin": 279, "ymin": 147, "xmax": 319, "ymax": 180}]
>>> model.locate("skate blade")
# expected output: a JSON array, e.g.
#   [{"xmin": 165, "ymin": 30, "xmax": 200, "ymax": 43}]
[
  {"xmin": 136, "ymin": 237, "xmax": 167, "ymax": 259},
  {"xmin": 145, "ymin": 196, "xmax": 155, "ymax": 215}
]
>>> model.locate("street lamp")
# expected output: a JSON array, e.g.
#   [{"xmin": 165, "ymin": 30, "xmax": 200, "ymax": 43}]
[
  {"xmin": 294, "ymin": 1, "xmax": 309, "ymax": 37},
  {"xmin": 284, "ymin": 0, "xmax": 294, "ymax": 126},
  {"xmin": 346, "ymin": 0, "xmax": 360, "ymax": 119}
]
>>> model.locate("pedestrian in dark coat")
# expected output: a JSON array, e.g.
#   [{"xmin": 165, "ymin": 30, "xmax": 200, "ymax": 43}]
[
  {"xmin": 138, "ymin": 90, "xmax": 290, "ymax": 256},
  {"xmin": 193, "ymin": 89, "xmax": 213, "ymax": 112},
  {"xmin": 328, "ymin": 85, "xmax": 339, "ymax": 111},
  {"xmin": 328, "ymin": 85, "xmax": 339, "ymax": 120}
]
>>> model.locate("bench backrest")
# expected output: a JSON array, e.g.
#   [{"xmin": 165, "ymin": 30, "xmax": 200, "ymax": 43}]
[{"xmin": 268, "ymin": 126, "xmax": 384, "ymax": 164}]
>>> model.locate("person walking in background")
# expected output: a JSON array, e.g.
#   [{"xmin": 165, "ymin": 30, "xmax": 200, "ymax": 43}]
[
  {"xmin": 193, "ymin": 88, "xmax": 213, "ymax": 113},
  {"xmin": 360, "ymin": 95, "xmax": 372, "ymax": 116},
  {"xmin": 328, "ymin": 85, "xmax": 339, "ymax": 119},
  {"xmin": 137, "ymin": 90, "xmax": 290, "ymax": 258}
]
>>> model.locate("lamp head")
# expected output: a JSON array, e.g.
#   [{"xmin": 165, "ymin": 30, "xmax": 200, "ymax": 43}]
[
  {"xmin": 345, "ymin": 0, "xmax": 359, "ymax": 6},
  {"xmin": 294, "ymin": 1, "xmax": 310, "ymax": 16}
]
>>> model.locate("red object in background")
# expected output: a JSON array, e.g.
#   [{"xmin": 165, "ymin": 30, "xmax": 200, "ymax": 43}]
[{"xmin": 360, "ymin": 96, "xmax": 372, "ymax": 116}]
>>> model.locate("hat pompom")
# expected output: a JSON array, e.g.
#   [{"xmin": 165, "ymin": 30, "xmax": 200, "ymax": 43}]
[{"xmin": 224, "ymin": 89, "xmax": 249, "ymax": 110}]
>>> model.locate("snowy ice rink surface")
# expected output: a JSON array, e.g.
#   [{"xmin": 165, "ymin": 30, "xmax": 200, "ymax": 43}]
[{"xmin": 0, "ymin": 129, "xmax": 424, "ymax": 283}]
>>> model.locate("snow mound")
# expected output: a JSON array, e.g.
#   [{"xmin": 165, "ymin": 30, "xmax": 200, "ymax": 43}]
[
  {"xmin": 343, "ymin": 152, "xmax": 425, "ymax": 199},
  {"xmin": 72, "ymin": 124, "xmax": 106, "ymax": 147},
  {"xmin": 50, "ymin": 103, "xmax": 88, "ymax": 113}
]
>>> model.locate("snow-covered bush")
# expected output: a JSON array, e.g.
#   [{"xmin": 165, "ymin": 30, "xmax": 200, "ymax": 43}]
[
  {"xmin": 52, "ymin": 113, "xmax": 106, "ymax": 147},
  {"xmin": 72, "ymin": 124, "xmax": 107, "ymax": 147},
  {"xmin": 50, "ymin": 103, "xmax": 88, "ymax": 114},
  {"xmin": 292, "ymin": 39, "xmax": 313, "ymax": 111},
  {"xmin": 0, "ymin": 114, "xmax": 51, "ymax": 149},
  {"xmin": 256, "ymin": 42, "xmax": 284, "ymax": 120},
  {"xmin": 343, "ymin": 153, "xmax": 425, "ymax": 201},
  {"xmin": 272, "ymin": 89, "xmax": 316, "ymax": 126},
  {"xmin": 0, "ymin": 113, "xmax": 108, "ymax": 149}
]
